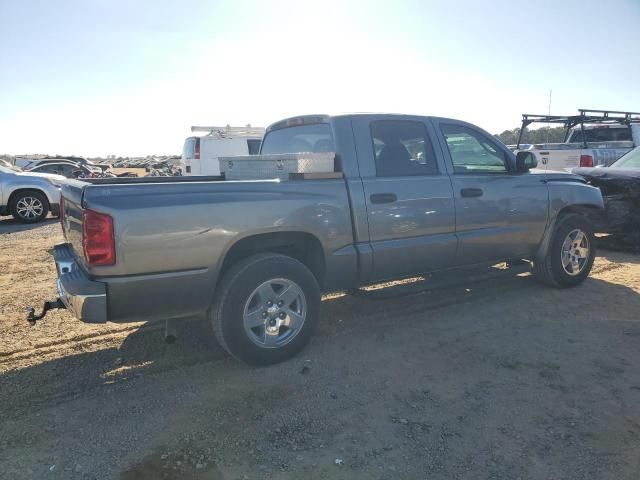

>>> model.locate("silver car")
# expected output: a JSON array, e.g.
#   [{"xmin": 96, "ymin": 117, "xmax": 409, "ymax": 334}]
[{"xmin": 0, "ymin": 164, "xmax": 64, "ymax": 223}]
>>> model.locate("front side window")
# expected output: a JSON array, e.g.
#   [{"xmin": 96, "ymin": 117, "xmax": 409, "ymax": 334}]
[
  {"xmin": 441, "ymin": 124, "xmax": 508, "ymax": 173},
  {"xmin": 370, "ymin": 120, "xmax": 438, "ymax": 177},
  {"xmin": 34, "ymin": 164, "xmax": 57, "ymax": 173},
  {"xmin": 61, "ymin": 164, "xmax": 80, "ymax": 176}
]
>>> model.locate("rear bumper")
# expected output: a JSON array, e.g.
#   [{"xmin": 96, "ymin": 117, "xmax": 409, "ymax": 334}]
[{"xmin": 53, "ymin": 243, "xmax": 108, "ymax": 323}]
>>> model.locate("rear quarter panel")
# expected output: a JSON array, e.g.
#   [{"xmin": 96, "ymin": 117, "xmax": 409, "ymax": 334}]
[{"xmin": 80, "ymin": 179, "xmax": 356, "ymax": 321}]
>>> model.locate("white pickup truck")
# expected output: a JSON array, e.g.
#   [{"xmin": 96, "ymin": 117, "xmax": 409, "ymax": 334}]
[{"xmin": 516, "ymin": 110, "xmax": 640, "ymax": 172}]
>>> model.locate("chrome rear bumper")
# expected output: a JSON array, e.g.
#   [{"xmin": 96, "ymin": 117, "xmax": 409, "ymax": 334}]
[{"xmin": 53, "ymin": 243, "xmax": 108, "ymax": 323}]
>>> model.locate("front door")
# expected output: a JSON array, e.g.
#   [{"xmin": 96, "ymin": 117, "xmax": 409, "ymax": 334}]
[
  {"xmin": 352, "ymin": 116, "xmax": 457, "ymax": 282},
  {"xmin": 434, "ymin": 120, "xmax": 548, "ymax": 266}
]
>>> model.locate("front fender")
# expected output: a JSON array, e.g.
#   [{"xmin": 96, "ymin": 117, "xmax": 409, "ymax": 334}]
[
  {"xmin": 7, "ymin": 178, "xmax": 62, "ymax": 206},
  {"xmin": 535, "ymin": 181, "xmax": 604, "ymax": 261}
]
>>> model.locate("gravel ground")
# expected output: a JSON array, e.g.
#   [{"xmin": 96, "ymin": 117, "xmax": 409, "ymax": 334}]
[{"xmin": 1, "ymin": 216, "xmax": 640, "ymax": 479}]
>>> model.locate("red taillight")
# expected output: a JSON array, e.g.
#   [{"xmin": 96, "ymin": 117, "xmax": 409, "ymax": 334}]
[
  {"xmin": 82, "ymin": 209, "xmax": 115, "ymax": 266},
  {"xmin": 194, "ymin": 138, "xmax": 200, "ymax": 159},
  {"xmin": 580, "ymin": 154, "xmax": 594, "ymax": 167}
]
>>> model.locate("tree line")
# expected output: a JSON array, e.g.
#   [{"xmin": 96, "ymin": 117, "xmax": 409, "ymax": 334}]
[{"xmin": 495, "ymin": 127, "xmax": 566, "ymax": 146}]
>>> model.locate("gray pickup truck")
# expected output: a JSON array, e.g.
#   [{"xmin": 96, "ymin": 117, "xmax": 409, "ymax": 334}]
[{"xmin": 38, "ymin": 114, "xmax": 605, "ymax": 365}]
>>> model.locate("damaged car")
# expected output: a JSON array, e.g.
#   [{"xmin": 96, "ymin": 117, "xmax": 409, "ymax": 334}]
[{"xmin": 573, "ymin": 146, "xmax": 640, "ymax": 243}]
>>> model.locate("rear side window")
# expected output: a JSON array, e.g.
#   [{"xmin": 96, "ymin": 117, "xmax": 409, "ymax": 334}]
[
  {"xmin": 569, "ymin": 127, "xmax": 631, "ymax": 143},
  {"xmin": 441, "ymin": 124, "xmax": 508, "ymax": 174},
  {"xmin": 370, "ymin": 120, "xmax": 438, "ymax": 177},
  {"xmin": 261, "ymin": 124, "xmax": 334, "ymax": 154}
]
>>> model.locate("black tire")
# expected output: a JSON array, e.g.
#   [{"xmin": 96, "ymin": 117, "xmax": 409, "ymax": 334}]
[
  {"xmin": 210, "ymin": 253, "xmax": 321, "ymax": 366},
  {"xmin": 9, "ymin": 190, "xmax": 49, "ymax": 224},
  {"xmin": 533, "ymin": 214, "xmax": 596, "ymax": 288}
]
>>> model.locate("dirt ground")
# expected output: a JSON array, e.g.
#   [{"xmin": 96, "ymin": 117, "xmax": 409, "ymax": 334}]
[{"xmin": 1, "ymin": 216, "xmax": 640, "ymax": 480}]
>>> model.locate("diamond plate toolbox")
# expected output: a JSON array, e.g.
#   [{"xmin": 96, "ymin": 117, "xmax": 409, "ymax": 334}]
[{"xmin": 219, "ymin": 152, "xmax": 335, "ymax": 181}]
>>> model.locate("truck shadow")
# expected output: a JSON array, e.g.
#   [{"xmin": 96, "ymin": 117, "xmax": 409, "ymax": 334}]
[{"xmin": 1, "ymin": 272, "xmax": 640, "ymax": 419}]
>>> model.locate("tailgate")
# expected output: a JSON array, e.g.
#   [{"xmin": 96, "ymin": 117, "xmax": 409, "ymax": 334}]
[{"xmin": 60, "ymin": 180, "xmax": 88, "ymax": 268}]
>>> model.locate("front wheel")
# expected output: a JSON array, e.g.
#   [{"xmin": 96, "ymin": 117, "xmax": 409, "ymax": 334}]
[
  {"xmin": 210, "ymin": 253, "xmax": 321, "ymax": 365},
  {"xmin": 533, "ymin": 214, "xmax": 596, "ymax": 288}
]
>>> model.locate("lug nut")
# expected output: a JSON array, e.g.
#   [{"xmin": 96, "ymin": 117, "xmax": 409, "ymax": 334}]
[
  {"xmin": 277, "ymin": 300, "xmax": 284, "ymax": 307},
  {"xmin": 262, "ymin": 311, "xmax": 268, "ymax": 318},
  {"xmin": 279, "ymin": 312, "xmax": 286, "ymax": 319},
  {"xmin": 269, "ymin": 319, "xmax": 277, "ymax": 326},
  {"xmin": 266, "ymin": 300, "xmax": 273, "ymax": 307}
]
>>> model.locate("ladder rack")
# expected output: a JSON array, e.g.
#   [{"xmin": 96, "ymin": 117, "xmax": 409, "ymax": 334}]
[{"xmin": 190, "ymin": 125, "xmax": 265, "ymax": 138}]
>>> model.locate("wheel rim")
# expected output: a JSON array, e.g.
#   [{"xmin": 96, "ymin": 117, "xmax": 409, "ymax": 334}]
[
  {"xmin": 561, "ymin": 228, "xmax": 590, "ymax": 276},
  {"xmin": 16, "ymin": 196, "xmax": 44, "ymax": 220},
  {"xmin": 243, "ymin": 278, "xmax": 307, "ymax": 348}
]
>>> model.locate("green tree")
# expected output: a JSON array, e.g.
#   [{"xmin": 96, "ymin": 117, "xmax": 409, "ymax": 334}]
[{"xmin": 495, "ymin": 127, "xmax": 566, "ymax": 146}]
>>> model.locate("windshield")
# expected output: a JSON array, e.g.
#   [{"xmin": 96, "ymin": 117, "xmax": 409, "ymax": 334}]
[
  {"xmin": 611, "ymin": 147, "xmax": 640, "ymax": 168},
  {"xmin": 182, "ymin": 137, "xmax": 197, "ymax": 159},
  {"xmin": 260, "ymin": 123, "xmax": 334, "ymax": 154}
]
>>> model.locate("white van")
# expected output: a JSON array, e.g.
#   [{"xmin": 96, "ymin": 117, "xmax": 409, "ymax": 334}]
[{"xmin": 181, "ymin": 125, "xmax": 265, "ymax": 176}]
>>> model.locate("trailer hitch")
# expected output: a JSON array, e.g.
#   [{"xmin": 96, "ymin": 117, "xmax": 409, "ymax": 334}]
[{"xmin": 26, "ymin": 298, "xmax": 66, "ymax": 325}]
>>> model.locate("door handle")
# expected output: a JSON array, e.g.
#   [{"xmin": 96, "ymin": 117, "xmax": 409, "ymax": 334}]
[
  {"xmin": 370, "ymin": 193, "xmax": 397, "ymax": 204},
  {"xmin": 460, "ymin": 187, "xmax": 483, "ymax": 198}
]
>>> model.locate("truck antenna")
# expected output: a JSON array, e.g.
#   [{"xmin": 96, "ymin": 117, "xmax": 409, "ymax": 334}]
[{"xmin": 547, "ymin": 89, "xmax": 552, "ymax": 143}]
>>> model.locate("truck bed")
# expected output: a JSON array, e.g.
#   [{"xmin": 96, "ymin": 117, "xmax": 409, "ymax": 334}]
[{"xmin": 59, "ymin": 174, "xmax": 358, "ymax": 322}]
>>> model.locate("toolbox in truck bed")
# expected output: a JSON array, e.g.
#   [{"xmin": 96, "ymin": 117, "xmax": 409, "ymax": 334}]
[{"xmin": 219, "ymin": 152, "xmax": 335, "ymax": 181}]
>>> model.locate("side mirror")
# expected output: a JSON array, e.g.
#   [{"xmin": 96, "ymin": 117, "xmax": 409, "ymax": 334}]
[{"xmin": 516, "ymin": 151, "xmax": 537, "ymax": 172}]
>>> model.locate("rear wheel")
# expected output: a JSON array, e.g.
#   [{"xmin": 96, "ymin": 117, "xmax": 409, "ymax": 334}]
[
  {"xmin": 533, "ymin": 214, "xmax": 595, "ymax": 288},
  {"xmin": 10, "ymin": 190, "xmax": 49, "ymax": 223},
  {"xmin": 210, "ymin": 253, "xmax": 321, "ymax": 365}
]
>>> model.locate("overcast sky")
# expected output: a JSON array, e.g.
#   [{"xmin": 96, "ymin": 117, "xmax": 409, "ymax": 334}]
[{"xmin": 1, "ymin": 0, "xmax": 639, "ymax": 157}]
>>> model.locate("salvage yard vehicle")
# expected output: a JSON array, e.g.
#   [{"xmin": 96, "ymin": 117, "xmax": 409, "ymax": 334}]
[
  {"xmin": 31, "ymin": 113, "xmax": 605, "ymax": 365},
  {"xmin": 26, "ymin": 161, "xmax": 100, "ymax": 179},
  {"xmin": 516, "ymin": 109, "xmax": 640, "ymax": 171},
  {"xmin": 0, "ymin": 164, "xmax": 64, "ymax": 223},
  {"xmin": 182, "ymin": 125, "xmax": 264, "ymax": 176},
  {"xmin": 574, "ymin": 146, "xmax": 640, "ymax": 239},
  {"xmin": 16, "ymin": 155, "xmax": 110, "ymax": 172}
]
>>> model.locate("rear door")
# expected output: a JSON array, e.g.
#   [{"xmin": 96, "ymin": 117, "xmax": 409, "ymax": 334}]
[
  {"xmin": 182, "ymin": 137, "xmax": 198, "ymax": 175},
  {"xmin": 201, "ymin": 138, "xmax": 251, "ymax": 175},
  {"xmin": 351, "ymin": 115, "xmax": 456, "ymax": 282},
  {"xmin": 432, "ymin": 119, "xmax": 548, "ymax": 266}
]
